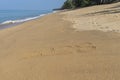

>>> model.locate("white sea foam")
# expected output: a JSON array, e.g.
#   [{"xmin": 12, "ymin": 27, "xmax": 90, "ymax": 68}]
[
  {"xmin": 1, "ymin": 13, "xmax": 48, "ymax": 25},
  {"xmin": 1, "ymin": 11, "xmax": 58, "ymax": 25}
]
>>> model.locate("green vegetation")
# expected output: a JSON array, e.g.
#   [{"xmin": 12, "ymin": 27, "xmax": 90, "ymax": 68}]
[
  {"xmin": 62, "ymin": 0, "xmax": 75, "ymax": 9},
  {"xmin": 62, "ymin": 0, "xmax": 119, "ymax": 9}
]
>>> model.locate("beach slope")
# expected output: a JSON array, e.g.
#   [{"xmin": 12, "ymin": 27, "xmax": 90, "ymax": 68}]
[{"xmin": 0, "ymin": 2, "xmax": 120, "ymax": 80}]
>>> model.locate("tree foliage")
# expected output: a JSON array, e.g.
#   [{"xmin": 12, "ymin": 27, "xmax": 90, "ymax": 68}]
[{"xmin": 62, "ymin": 0, "xmax": 119, "ymax": 9}]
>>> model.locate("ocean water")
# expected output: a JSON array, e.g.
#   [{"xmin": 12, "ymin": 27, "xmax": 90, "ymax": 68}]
[{"xmin": 0, "ymin": 10, "xmax": 53, "ymax": 25}]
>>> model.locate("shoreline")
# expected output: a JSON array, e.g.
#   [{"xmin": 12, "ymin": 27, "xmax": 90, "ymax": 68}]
[
  {"xmin": 0, "ymin": 22, "xmax": 23, "ymax": 30},
  {"xmin": 0, "ymin": 10, "xmax": 56, "ymax": 30},
  {"xmin": 0, "ymin": 2, "xmax": 120, "ymax": 80}
]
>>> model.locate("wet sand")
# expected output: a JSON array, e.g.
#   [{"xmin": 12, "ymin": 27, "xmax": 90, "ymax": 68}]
[{"xmin": 0, "ymin": 23, "xmax": 22, "ymax": 30}]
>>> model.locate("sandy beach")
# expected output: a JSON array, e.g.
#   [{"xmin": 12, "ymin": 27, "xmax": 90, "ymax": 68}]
[{"xmin": 0, "ymin": 2, "xmax": 120, "ymax": 80}]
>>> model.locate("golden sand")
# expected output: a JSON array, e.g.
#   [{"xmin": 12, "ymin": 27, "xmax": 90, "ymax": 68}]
[{"xmin": 0, "ymin": 2, "xmax": 120, "ymax": 80}]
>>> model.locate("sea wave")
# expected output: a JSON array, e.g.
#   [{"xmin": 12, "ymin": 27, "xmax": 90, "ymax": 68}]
[{"xmin": 1, "ymin": 13, "xmax": 47, "ymax": 25}]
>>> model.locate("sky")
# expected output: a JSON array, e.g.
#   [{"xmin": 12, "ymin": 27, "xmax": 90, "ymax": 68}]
[{"xmin": 0, "ymin": 0, "xmax": 66, "ymax": 10}]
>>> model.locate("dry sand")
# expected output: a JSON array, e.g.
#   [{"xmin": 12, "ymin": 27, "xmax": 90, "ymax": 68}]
[
  {"xmin": 61, "ymin": 2, "xmax": 120, "ymax": 32},
  {"xmin": 0, "ymin": 2, "xmax": 120, "ymax": 80}
]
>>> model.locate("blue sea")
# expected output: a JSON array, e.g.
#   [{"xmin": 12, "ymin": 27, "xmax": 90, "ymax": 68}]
[{"xmin": 0, "ymin": 10, "xmax": 53, "ymax": 25}]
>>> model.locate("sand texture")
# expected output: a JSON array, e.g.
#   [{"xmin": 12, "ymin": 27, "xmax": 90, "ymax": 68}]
[{"xmin": 0, "ymin": 2, "xmax": 120, "ymax": 80}]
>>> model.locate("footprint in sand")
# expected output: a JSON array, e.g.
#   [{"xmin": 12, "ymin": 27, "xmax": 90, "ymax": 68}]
[
  {"xmin": 116, "ymin": 30, "xmax": 119, "ymax": 32},
  {"xmin": 100, "ymin": 27, "xmax": 105, "ymax": 29},
  {"xmin": 64, "ymin": 42, "xmax": 96, "ymax": 53},
  {"xmin": 75, "ymin": 42, "xmax": 96, "ymax": 53},
  {"xmin": 22, "ymin": 42, "xmax": 97, "ymax": 60}
]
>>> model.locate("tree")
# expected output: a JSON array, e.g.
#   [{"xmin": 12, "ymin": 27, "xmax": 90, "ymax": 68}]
[
  {"xmin": 62, "ymin": 0, "xmax": 75, "ymax": 9},
  {"xmin": 62, "ymin": 0, "xmax": 119, "ymax": 9}
]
